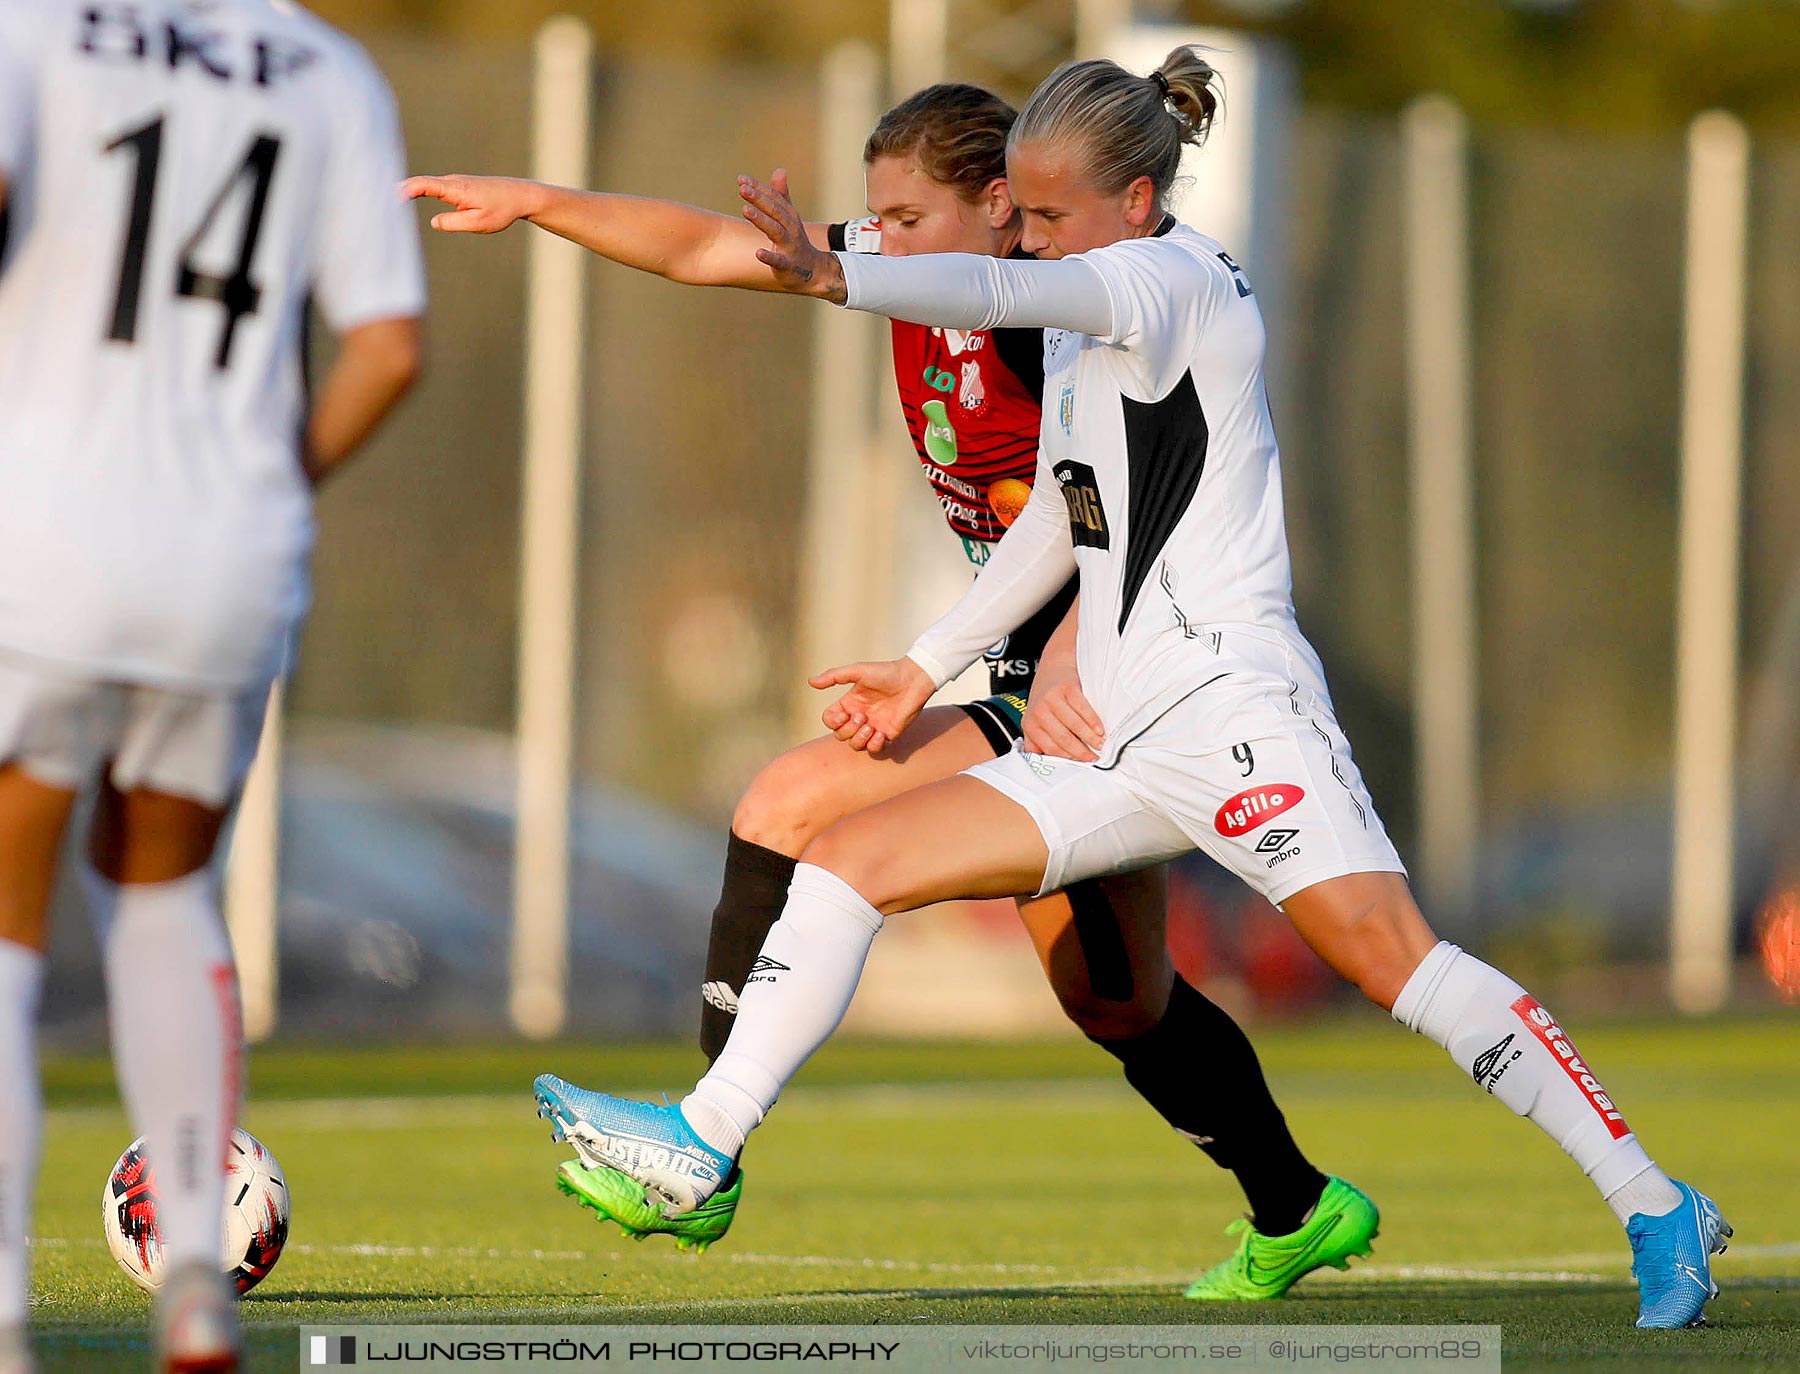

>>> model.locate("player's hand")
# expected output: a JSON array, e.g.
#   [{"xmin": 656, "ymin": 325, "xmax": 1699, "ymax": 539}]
[
  {"xmin": 403, "ymin": 174, "xmax": 543, "ymax": 234},
  {"xmin": 739, "ymin": 170, "xmax": 847, "ymax": 303},
  {"xmin": 809, "ymin": 656, "xmax": 936, "ymax": 755},
  {"xmin": 1021, "ymin": 664, "xmax": 1105, "ymax": 762}
]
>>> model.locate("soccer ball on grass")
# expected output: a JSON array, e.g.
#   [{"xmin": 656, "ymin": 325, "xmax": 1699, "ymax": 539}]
[{"xmin": 102, "ymin": 1127, "xmax": 290, "ymax": 1294}]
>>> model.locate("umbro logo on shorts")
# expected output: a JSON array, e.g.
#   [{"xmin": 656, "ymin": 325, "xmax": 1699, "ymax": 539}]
[{"xmin": 1254, "ymin": 829, "xmax": 1299, "ymax": 854}]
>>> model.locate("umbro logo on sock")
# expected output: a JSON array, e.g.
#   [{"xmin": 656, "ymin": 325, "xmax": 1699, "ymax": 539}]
[
  {"xmin": 1473, "ymin": 1034, "xmax": 1522, "ymax": 1092},
  {"xmin": 745, "ymin": 955, "xmax": 789, "ymax": 986}
]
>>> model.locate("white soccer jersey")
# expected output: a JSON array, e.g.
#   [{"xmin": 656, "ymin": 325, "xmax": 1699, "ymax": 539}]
[
  {"xmin": 837, "ymin": 223, "xmax": 1405, "ymax": 903},
  {"xmin": 842, "ymin": 221, "xmax": 1301, "ymax": 760},
  {"xmin": 0, "ymin": 0, "xmax": 425, "ymax": 691}
]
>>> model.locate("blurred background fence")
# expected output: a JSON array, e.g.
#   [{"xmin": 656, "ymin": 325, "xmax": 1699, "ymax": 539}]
[{"xmin": 37, "ymin": 6, "xmax": 1800, "ymax": 1043}]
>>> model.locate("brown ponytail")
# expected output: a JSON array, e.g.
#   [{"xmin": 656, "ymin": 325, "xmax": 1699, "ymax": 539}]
[{"xmin": 1155, "ymin": 45, "xmax": 1222, "ymax": 149}]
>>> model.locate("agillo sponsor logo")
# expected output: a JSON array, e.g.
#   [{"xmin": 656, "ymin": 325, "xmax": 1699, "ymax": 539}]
[
  {"xmin": 1509, "ymin": 994, "xmax": 1631, "ymax": 1139},
  {"xmin": 1214, "ymin": 786, "xmax": 1304, "ymax": 838}
]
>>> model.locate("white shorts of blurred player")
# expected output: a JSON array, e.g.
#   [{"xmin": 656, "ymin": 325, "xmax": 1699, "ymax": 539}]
[
  {"xmin": 968, "ymin": 628, "xmax": 1406, "ymax": 907},
  {"xmin": 0, "ymin": 649, "xmax": 268, "ymax": 808}
]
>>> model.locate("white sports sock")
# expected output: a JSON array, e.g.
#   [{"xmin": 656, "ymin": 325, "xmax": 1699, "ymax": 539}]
[
  {"xmin": 102, "ymin": 872, "xmax": 243, "ymax": 1272},
  {"xmin": 1605, "ymin": 1164, "xmax": 1684, "ymax": 1225},
  {"xmin": 0, "ymin": 940, "xmax": 44, "ymax": 1326},
  {"xmin": 1392, "ymin": 942, "xmax": 1665, "ymax": 1214},
  {"xmin": 684, "ymin": 864, "xmax": 884, "ymax": 1157}
]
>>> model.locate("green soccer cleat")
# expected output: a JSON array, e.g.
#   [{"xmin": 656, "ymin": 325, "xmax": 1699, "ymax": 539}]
[
  {"xmin": 553, "ymin": 1158, "xmax": 743, "ymax": 1254},
  {"xmin": 1183, "ymin": 1175, "xmax": 1379, "ymax": 1301}
]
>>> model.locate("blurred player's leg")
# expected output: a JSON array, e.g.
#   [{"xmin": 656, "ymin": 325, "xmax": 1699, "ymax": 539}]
[
  {"xmin": 1286, "ymin": 871, "xmax": 1729, "ymax": 1326},
  {"xmin": 88, "ymin": 766, "xmax": 245, "ymax": 1373},
  {"xmin": 699, "ymin": 706, "xmax": 998, "ymax": 1061},
  {"xmin": 0, "ymin": 765, "xmax": 78, "ymax": 1374}
]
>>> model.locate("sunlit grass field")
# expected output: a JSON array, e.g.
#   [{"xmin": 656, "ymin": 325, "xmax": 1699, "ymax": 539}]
[{"xmin": 23, "ymin": 1016, "xmax": 1800, "ymax": 1372}]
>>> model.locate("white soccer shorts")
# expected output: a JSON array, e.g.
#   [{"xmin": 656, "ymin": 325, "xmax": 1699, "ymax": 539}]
[
  {"xmin": 0, "ymin": 650, "xmax": 269, "ymax": 808},
  {"xmin": 968, "ymin": 663, "xmax": 1406, "ymax": 907}
]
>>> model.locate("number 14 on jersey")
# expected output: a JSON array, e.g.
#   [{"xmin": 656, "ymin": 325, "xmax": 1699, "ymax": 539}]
[{"xmin": 105, "ymin": 115, "xmax": 283, "ymax": 370}]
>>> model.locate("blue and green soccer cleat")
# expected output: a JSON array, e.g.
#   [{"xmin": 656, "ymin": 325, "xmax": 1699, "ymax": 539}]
[
  {"xmin": 533, "ymin": 1073, "xmax": 735, "ymax": 1215},
  {"xmin": 1183, "ymin": 1176, "xmax": 1379, "ymax": 1300},
  {"xmin": 554, "ymin": 1158, "xmax": 742, "ymax": 1254}
]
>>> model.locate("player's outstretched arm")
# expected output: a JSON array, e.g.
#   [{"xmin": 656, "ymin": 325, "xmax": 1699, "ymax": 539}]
[
  {"xmin": 303, "ymin": 316, "xmax": 424, "ymax": 487},
  {"xmin": 741, "ymin": 171, "xmax": 1114, "ymax": 335},
  {"xmin": 403, "ymin": 172, "xmax": 830, "ymax": 290},
  {"xmin": 808, "ymin": 657, "xmax": 937, "ymax": 756}
]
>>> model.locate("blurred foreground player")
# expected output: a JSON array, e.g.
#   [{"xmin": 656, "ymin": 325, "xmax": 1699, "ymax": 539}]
[{"xmin": 0, "ymin": 2, "xmax": 424, "ymax": 1369}]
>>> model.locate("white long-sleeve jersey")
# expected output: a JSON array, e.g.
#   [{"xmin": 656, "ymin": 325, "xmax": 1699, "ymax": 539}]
[
  {"xmin": 839, "ymin": 220, "xmax": 1301, "ymax": 762},
  {"xmin": 0, "ymin": 0, "xmax": 425, "ymax": 691}
]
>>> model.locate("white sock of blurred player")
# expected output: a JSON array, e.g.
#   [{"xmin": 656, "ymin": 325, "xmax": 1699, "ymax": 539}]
[
  {"xmin": 0, "ymin": 939, "xmax": 43, "ymax": 1328},
  {"xmin": 92, "ymin": 869, "xmax": 243, "ymax": 1271},
  {"xmin": 681, "ymin": 864, "xmax": 883, "ymax": 1158},
  {"xmin": 1393, "ymin": 941, "xmax": 1683, "ymax": 1223}
]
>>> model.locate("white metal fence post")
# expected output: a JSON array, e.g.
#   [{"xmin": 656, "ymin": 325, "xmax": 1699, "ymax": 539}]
[
  {"xmin": 1671, "ymin": 110, "xmax": 1751, "ymax": 1015},
  {"xmin": 1402, "ymin": 95, "xmax": 1481, "ymax": 928},
  {"xmin": 793, "ymin": 43, "xmax": 886, "ymax": 739},
  {"xmin": 510, "ymin": 15, "xmax": 593, "ymax": 1040}
]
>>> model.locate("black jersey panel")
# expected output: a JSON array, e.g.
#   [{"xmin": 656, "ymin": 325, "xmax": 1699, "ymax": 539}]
[
  {"xmin": 992, "ymin": 326, "xmax": 1046, "ymax": 403},
  {"xmin": 1117, "ymin": 369, "xmax": 1210, "ymax": 632}
]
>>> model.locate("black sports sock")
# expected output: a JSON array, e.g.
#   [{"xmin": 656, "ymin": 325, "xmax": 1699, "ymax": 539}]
[
  {"xmin": 698, "ymin": 832, "xmax": 799, "ymax": 1063},
  {"xmin": 1092, "ymin": 976, "xmax": 1328, "ymax": 1236}
]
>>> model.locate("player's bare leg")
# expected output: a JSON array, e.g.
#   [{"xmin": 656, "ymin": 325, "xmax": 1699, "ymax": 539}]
[
  {"xmin": 1015, "ymin": 871, "xmax": 1173, "ymax": 1041},
  {"xmin": 0, "ymin": 766, "xmax": 78, "ymax": 1374},
  {"xmin": 88, "ymin": 780, "xmax": 244, "ymax": 1373},
  {"xmin": 1277, "ymin": 871, "xmax": 1438, "ymax": 1012},
  {"xmin": 1281, "ymin": 870, "xmax": 1729, "ymax": 1327}
]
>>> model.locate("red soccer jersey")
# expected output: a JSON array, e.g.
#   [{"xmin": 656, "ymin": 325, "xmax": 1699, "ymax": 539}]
[{"xmin": 831, "ymin": 220, "xmax": 1045, "ymax": 565}]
